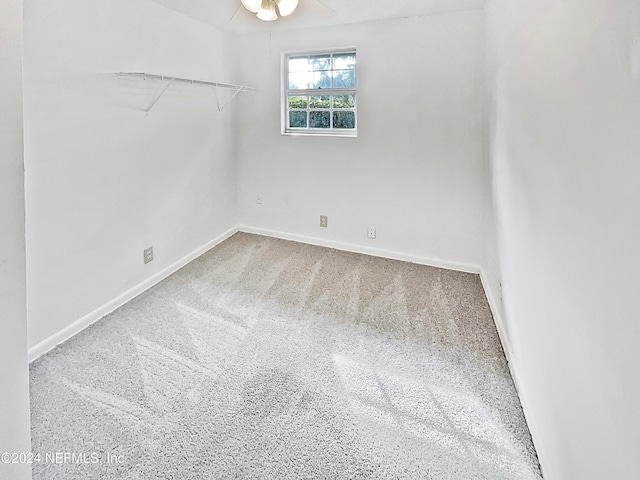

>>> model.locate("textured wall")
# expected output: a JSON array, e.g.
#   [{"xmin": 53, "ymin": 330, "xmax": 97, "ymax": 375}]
[
  {"xmin": 0, "ymin": 0, "xmax": 32, "ymax": 477},
  {"xmin": 485, "ymin": 0, "xmax": 640, "ymax": 478},
  {"xmin": 24, "ymin": 0, "xmax": 240, "ymax": 349},
  {"xmin": 236, "ymin": 11, "xmax": 487, "ymax": 270}
]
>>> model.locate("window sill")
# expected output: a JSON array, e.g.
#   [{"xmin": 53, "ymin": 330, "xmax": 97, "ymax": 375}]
[{"xmin": 281, "ymin": 130, "xmax": 357, "ymax": 138}]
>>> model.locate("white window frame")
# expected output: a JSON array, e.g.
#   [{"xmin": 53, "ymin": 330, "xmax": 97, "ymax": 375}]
[{"xmin": 281, "ymin": 47, "xmax": 357, "ymax": 138}]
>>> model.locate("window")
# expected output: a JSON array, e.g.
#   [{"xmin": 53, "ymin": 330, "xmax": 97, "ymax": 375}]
[{"xmin": 282, "ymin": 49, "xmax": 357, "ymax": 137}]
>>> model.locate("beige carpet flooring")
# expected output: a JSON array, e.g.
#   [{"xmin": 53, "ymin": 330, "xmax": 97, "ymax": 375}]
[{"xmin": 29, "ymin": 232, "xmax": 542, "ymax": 479}]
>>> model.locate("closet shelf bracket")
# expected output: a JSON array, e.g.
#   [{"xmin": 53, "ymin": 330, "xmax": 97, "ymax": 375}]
[{"xmin": 145, "ymin": 77, "xmax": 174, "ymax": 113}]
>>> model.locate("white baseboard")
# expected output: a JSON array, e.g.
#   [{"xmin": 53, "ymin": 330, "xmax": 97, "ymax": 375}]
[
  {"xmin": 479, "ymin": 270, "xmax": 542, "ymax": 475},
  {"xmin": 479, "ymin": 269, "xmax": 512, "ymax": 361},
  {"xmin": 479, "ymin": 269, "xmax": 524, "ymax": 393},
  {"xmin": 479, "ymin": 269, "xmax": 531, "ymax": 422},
  {"xmin": 238, "ymin": 225, "xmax": 481, "ymax": 274},
  {"xmin": 28, "ymin": 226, "xmax": 238, "ymax": 363}
]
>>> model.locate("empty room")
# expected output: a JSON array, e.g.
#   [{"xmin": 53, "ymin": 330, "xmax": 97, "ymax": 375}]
[{"xmin": 1, "ymin": 0, "xmax": 639, "ymax": 479}]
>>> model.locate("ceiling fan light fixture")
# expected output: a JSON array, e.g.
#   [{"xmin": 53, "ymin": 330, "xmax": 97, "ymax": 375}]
[
  {"xmin": 256, "ymin": 0, "xmax": 278, "ymax": 21},
  {"xmin": 241, "ymin": 0, "xmax": 262, "ymax": 14},
  {"xmin": 275, "ymin": 0, "xmax": 298, "ymax": 16}
]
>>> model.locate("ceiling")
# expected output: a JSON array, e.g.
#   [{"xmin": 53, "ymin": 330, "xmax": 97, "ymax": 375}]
[{"xmin": 150, "ymin": 0, "xmax": 485, "ymax": 34}]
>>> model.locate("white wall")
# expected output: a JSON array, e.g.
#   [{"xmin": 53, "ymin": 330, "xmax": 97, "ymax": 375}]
[
  {"xmin": 485, "ymin": 0, "xmax": 640, "ymax": 478},
  {"xmin": 236, "ymin": 11, "xmax": 486, "ymax": 270},
  {"xmin": 0, "ymin": 0, "xmax": 33, "ymax": 478},
  {"xmin": 24, "ymin": 0, "xmax": 241, "ymax": 351}
]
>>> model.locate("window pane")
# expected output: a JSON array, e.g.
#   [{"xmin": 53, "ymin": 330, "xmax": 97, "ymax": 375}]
[
  {"xmin": 309, "ymin": 111, "xmax": 330, "ymax": 128},
  {"xmin": 289, "ymin": 72, "xmax": 309, "ymax": 89},
  {"xmin": 333, "ymin": 95, "xmax": 354, "ymax": 108},
  {"xmin": 333, "ymin": 111, "xmax": 355, "ymax": 129},
  {"xmin": 309, "ymin": 55, "xmax": 330, "ymax": 70},
  {"xmin": 289, "ymin": 57, "xmax": 308, "ymax": 72},
  {"xmin": 284, "ymin": 50, "xmax": 357, "ymax": 135},
  {"xmin": 332, "ymin": 70, "xmax": 356, "ymax": 88},
  {"xmin": 309, "ymin": 71, "xmax": 331, "ymax": 89},
  {"xmin": 310, "ymin": 95, "xmax": 330, "ymax": 108},
  {"xmin": 289, "ymin": 111, "xmax": 307, "ymax": 128},
  {"xmin": 289, "ymin": 96, "xmax": 308, "ymax": 109},
  {"xmin": 333, "ymin": 53, "xmax": 356, "ymax": 70}
]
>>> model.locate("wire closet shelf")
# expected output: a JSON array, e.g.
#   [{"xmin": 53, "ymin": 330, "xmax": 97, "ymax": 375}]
[{"xmin": 115, "ymin": 72, "xmax": 258, "ymax": 112}]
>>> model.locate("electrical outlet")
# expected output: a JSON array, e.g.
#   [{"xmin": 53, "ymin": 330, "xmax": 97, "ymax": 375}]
[
  {"xmin": 144, "ymin": 246, "xmax": 154, "ymax": 264},
  {"xmin": 256, "ymin": 195, "xmax": 263, "ymax": 205},
  {"xmin": 368, "ymin": 226, "xmax": 376, "ymax": 239},
  {"xmin": 320, "ymin": 215, "xmax": 328, "ymax": 228}
]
